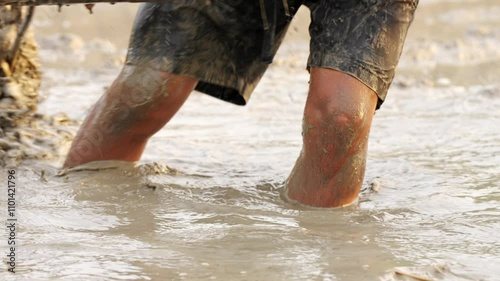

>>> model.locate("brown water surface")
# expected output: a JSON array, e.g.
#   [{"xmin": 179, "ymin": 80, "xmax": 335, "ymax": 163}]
[{"xmin": 1, "ymin": 0, "xmax": 499, "ymax": 280}]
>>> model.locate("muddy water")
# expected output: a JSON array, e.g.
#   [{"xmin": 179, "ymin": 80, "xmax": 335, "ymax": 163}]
[{"xmin": 1, "ymin": 0, "xmax": 499, "ymax": 280}]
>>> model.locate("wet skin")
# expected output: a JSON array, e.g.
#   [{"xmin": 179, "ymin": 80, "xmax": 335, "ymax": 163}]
[
  {"xmin": 64, "ymin": 66, "xmax": 197, "ymax": 168},
  {"xmin": 65, "ymin": 66, "xmax": 377, "ymax": 208},
  {"xmin": 286, "ymin": 68, "xmax": 378, "ymax": 207}
]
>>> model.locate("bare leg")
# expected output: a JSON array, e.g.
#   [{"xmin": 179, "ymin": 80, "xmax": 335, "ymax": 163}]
[
  {"xmin": 64, "ymin": 65, "xmax": 198, "ymax": 168},
  {"xmin": 286, "ymin": 67, "xmax": 378, "ymax": 208}
]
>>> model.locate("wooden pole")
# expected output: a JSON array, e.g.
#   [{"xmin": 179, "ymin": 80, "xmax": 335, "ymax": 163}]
[{"xmin": 1, "ymin": 0, "xmax": 161, "ymax": 6}]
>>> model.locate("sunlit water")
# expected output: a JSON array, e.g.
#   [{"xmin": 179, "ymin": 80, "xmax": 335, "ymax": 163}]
[{"xmin": 1, "ymin": 0, "xmax": 499, "ymax": 280}]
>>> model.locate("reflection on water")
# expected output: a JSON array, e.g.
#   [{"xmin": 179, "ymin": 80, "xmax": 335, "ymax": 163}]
[{"xmin": 1, "ymin": 0, "xmax": 499, "ymax": 280}]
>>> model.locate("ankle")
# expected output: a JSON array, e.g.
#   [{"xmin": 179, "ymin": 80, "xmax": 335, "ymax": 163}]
[{"xmin": 285, "ymin": 160, "xmax": 361, "ymax": 208}]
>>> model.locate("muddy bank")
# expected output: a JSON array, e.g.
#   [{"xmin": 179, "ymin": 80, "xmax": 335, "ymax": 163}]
[
  {"xmin": 1, "ymin": 7, "xmax": 40, "ymax": 119},
  {"xmin": 0, "ymin": 111, "xmax": 77, "ymax": 166},
  {"xmin": 0, "ymin": 6, "xmax": 77, "ymax": 167}
]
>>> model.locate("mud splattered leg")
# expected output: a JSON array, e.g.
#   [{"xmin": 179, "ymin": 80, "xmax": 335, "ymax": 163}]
[
  {"xmin": 64, "ymin": 65, "xmax": 197, "ymax": 168},
  {"xmin": 286, "ymin": 67, "xmax": 378, "ymax": 208}
]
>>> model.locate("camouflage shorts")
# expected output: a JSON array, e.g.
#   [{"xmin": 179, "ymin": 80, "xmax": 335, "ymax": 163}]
[{"xmin": 126, "ymin": 0, "xmax": 418, "ymax": 108}]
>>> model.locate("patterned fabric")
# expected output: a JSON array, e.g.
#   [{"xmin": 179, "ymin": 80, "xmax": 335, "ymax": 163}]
[
  {"xmin": 125, "ymin": 0, "xmax": 418, "ymax": 108},
  {"xmin": 305, "ymin": 0, "xmax": 419, "ymax": 108}
]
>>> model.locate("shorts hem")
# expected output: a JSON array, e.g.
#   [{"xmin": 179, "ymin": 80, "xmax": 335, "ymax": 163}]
[
  {"xmin": 307, "ymin": 54, "xmax": 391, "ymax": 110},
  {"xmin": 125, "ymin": 61, "xmax": 253, "ymax": 106}
]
